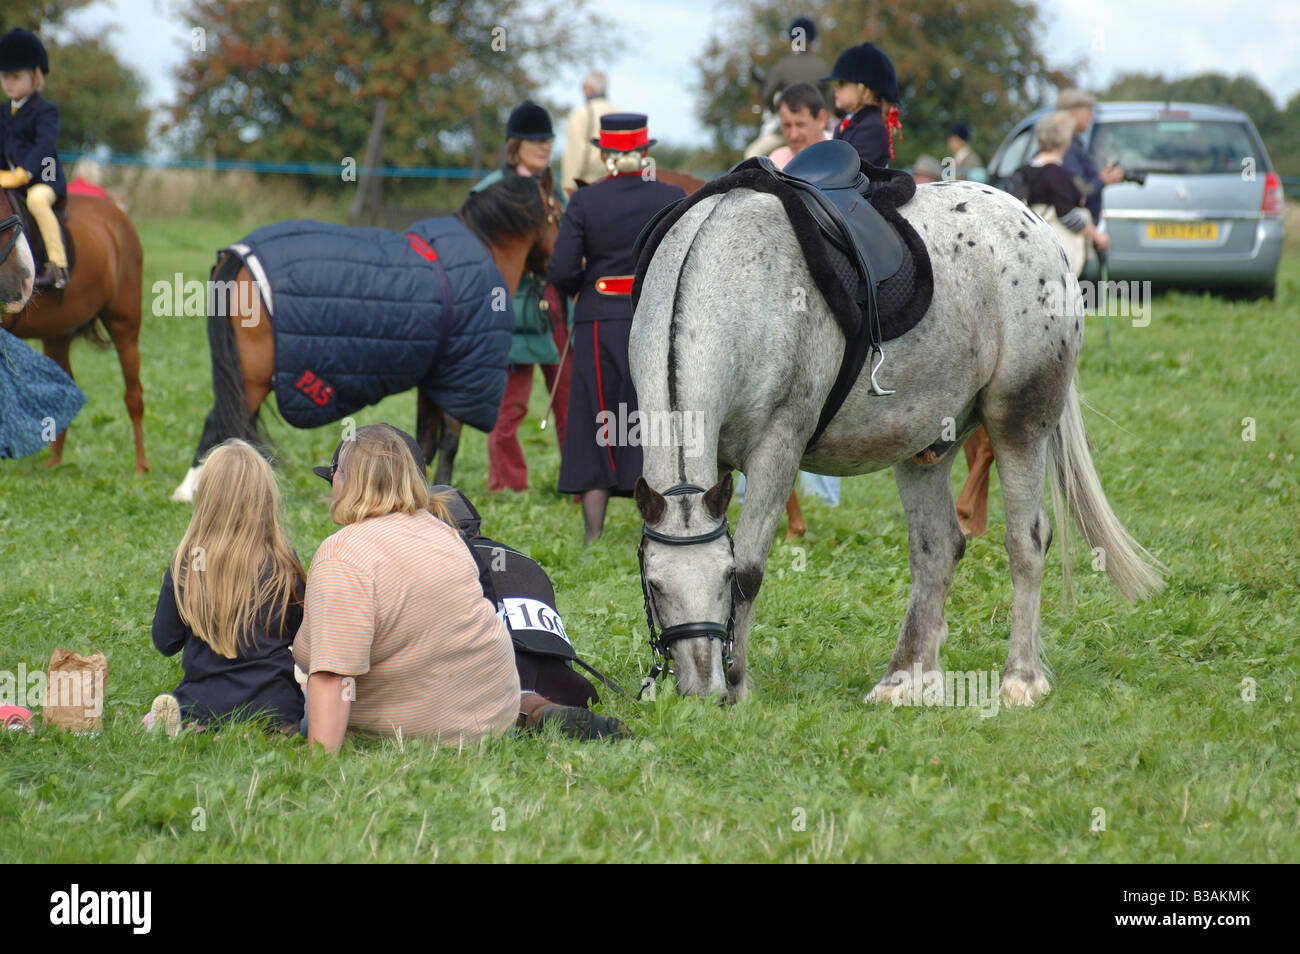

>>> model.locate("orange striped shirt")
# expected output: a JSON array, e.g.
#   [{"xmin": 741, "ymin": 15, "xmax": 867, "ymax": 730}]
[{"xmin": 294, "ymin": 510, "xmax": 520, "ymax": 745}]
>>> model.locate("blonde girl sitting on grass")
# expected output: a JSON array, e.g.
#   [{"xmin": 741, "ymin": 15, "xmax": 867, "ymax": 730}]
[{"xmin": 146, "ymin": 440, "xmax": 306, "ymax": 738}]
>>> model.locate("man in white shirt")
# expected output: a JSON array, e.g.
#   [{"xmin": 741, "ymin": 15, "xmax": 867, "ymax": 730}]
[{"xmin": 560, "ymin": 70, "xmax": 618, "ymax": 195}]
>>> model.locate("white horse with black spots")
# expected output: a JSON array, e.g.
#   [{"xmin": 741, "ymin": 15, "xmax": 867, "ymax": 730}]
[{"xmin": 631, "ymin": 178, "xmax": 1163, "ymax": 704}]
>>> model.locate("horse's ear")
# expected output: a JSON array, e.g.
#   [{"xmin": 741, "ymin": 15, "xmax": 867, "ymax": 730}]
[
  {"xmin": 703, "ymin": 471, "xmax": 733, "ymax": 521},
  {"xmin": 634, "ymin": 477, "xmax": 666, "ymax": 525}
]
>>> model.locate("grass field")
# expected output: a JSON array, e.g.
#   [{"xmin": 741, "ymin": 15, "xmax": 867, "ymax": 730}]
[{"xmin": 1, "ymin": 209, "xmax": 1297, "ymax": 863}]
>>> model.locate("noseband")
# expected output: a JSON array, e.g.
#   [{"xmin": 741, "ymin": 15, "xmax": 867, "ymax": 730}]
[
  {"xmin": 0, "ymin": 215, "xmax": 24, "ymax": 269},
  {"xmin": 637, "ymin": 483, "xmax": 737, "ymax": 696}
]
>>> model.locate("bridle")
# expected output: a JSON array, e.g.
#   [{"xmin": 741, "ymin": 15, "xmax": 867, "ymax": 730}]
[
  {"xmin": 637, "ymin": 483, "xmax": 737, "ymax": 697},
  {"xmin": 0, "ymin": 214, "xmax": 23, "ymax": 268}
]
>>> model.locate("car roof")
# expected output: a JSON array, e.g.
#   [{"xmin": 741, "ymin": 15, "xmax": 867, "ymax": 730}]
[{"xmin": 1019, "ymin": 101, "xmax": 1256, "ymax": 126}]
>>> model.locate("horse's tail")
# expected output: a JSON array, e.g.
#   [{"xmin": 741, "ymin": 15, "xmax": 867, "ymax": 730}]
[
  {"xmin": 1047, "ymin": 378, "xmax": 1165, "ymax": 603},
  {"xmin": 205, "ymin": 252, "xmax": 269, "ymax": 451},
  {"xmin": 74, "ymin": 316, "xmax": 113, "ymax": 349}
]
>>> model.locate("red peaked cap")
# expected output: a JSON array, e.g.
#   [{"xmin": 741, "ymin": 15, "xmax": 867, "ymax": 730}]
[{"xmin": 592, "ymin": 113, "xmax": 657, "ymax": 152}]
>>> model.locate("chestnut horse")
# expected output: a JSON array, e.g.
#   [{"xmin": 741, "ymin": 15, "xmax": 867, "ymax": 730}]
[
  {"xmin": 1, "ymin": 192, "xmax": 147, "ymax": 473},
  {"xmin": 172, "ymin": 174, "xmax": 560, "ymax": 502}
]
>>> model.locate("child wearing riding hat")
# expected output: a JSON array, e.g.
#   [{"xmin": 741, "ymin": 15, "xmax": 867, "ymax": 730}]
[
  {"xmin": 0, "ymin": 29, "xmax": 69, "ymax": 289},
  {"xmin": 147, "ymin": 439, "xmax": 306, "ymax": 737},
  {"xmin": 821, "ymin": 41, "xmax": 902, "ymax": 168}
]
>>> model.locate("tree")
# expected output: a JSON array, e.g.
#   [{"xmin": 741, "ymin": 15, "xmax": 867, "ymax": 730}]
[
  {"xmin": 168, "ymin": 0, "xmax": 621, "ymax": 173},
  {"xmin": 2, "ymin": 1, "xmax": 149, "ymax": 154},
  {"xmin": 694, "ymin": 0, "xmax": 1069, "ymax": 165}
]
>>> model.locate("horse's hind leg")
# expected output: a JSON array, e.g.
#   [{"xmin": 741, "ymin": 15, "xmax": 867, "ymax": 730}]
[
  {"xmin": 866, "ymin": 455, "xmax": 966, "ymax": 704},
  {"xmin": 41, "ymin": 334, "xmax": 74, "ymax": 468},
  {"xmin": 987, "ymin": 433, "xmax": 1053, "ymax": 705}
]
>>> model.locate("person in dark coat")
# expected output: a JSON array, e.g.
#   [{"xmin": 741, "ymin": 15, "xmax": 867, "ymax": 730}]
[
  {"xmin": 0, "ymin": 29, "xmax": 69, "ymax": 288},
  {"xmin": 821, "ymin": 42, "xmax": 901, "ymax": 168},
  {"xmin": 547, "ymin": 113, "xmax": 685, "ymax": 544}
]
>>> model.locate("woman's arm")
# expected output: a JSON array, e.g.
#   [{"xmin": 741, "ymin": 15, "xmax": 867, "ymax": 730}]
[{"xmin": 306, "ymin": 671, "xmax": 351, "ymax": 753}]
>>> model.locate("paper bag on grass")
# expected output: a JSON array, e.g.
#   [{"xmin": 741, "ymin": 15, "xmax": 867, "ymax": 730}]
[{"xmin": 43, "ymin": 649, "xmax": 107, "ymax": 733}]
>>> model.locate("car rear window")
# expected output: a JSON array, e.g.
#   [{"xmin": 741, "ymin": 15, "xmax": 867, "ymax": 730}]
[{"xmin": 1089, "ymin": 120, "xmax": 1262, "ymax": 176}]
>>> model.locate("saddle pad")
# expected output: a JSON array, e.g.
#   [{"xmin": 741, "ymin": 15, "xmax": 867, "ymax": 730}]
[
  {"xmin": 229, "ymin": 216, "xmax": 512, "ymax": 432},
  {"xmin": 8, "ymin": 191, "xmax": 76, "ymax": 276},
  {"xmin": 633, "ymin": 163, "xmax": 932, "ymax": 343}
]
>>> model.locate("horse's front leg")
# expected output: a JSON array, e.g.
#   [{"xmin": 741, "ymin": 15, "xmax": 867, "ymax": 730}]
[
  {"xmin": 730, "ymin": 443, "xmax": 804, "ymax": 702},
  {"xmin": 866, "ymin": 454, "xmax": 966, "ymax": 705}
]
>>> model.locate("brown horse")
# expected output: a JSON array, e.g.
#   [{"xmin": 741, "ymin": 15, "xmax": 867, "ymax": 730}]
[
  {"xmin": 172, "ymin": 174, "xmax": 560, "ymax": 502},
  {"xmin": 1, "ymin": 192, "xmax": 147, "ymax": 473}
]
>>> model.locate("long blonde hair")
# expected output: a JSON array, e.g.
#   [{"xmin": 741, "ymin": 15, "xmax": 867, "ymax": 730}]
[
  {"xmin": 329, "ymin": 425, "xmax": 455, "ymax": 526},
  {"xmin": 171, "ymin": 440, "xmax": 305, "ymax": 658}
]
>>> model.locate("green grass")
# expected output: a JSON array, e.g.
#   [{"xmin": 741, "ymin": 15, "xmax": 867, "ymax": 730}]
[{"xmin": 1, "ymin": 214, "xmax": 1297, "ymax": 862}]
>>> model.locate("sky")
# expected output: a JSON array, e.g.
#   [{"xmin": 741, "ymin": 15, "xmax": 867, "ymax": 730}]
[{"xmin": 60, "ymin": 0, "xmax": 1300, "ymax": 154}]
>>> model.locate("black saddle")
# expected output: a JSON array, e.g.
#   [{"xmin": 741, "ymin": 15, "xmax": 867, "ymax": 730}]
[
  {"xmin": 770, "ymin": 140, "xmax": 905, "ymax": 290},
  {"xmin": 3, "ymin": 189, "xmax": 74, "ymax": 282}
]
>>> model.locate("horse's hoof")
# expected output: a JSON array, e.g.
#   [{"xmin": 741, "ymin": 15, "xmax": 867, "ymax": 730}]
[
  {"xmin": 784, "ymin": 527, "xmax": 805, "ymax": 542},
  {"xmin": 171, "ymin": 466, "xmax": 201, "ymax": 503},
  {"xmin": 135, "ymin": 461, "xmax": 151, "ymax": 475},
  {"xmin": 864, "ymin": 674, "xmax": 910, "ymax": 705},
  {"xmin": 43, "ymin": 456, "xmax": 62, "ymax": 469},
  {"xmin": 999, "ymin": 673, "xmax": 1050, "ymax": 706}
]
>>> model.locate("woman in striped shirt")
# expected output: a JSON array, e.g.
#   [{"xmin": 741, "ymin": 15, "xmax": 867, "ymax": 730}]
[{"xmin": 296, "ymin": 424, "xmax": 628, "ymax": 752}]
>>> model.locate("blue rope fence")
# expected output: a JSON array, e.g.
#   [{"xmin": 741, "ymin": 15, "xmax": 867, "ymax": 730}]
[
  {"xmin": 60, "ymin": 152, "xmax": 1300, "ymax": 191},
  {"xmin": 62, "ymin": 151, "xmax": 483, "ymax": 179}
]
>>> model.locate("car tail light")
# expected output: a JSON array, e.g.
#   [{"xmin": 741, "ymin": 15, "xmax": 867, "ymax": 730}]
[{"xmin": 1262, "ymin": 172, "xmax": 1284, "ymax": 217}]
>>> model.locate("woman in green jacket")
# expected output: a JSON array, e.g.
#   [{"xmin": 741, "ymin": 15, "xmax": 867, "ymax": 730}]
[{"xmin": 472, "ymin": 101, "xmax": 572, "ymax": 492}]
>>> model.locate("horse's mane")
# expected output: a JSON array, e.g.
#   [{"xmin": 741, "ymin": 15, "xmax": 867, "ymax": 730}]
[{"xmin": 457, "ymin": 170, "xmax": 550, "ymax": 247}]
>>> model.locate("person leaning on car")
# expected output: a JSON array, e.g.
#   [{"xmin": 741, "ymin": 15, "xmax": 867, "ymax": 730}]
[{"xmin": 1057, "ymin": 88, "xmax": 1125, "ymax": 226}]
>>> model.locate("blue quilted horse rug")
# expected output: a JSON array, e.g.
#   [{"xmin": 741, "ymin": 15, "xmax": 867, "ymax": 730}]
[{"xmin": 222, "ymin": 216, "xmax": 512, "ymax": 432}]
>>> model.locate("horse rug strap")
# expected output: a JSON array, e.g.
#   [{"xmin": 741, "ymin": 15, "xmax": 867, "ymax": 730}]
[{"xmin": 405, "ymin": 232, "xmax": 456, "ymax": 376}]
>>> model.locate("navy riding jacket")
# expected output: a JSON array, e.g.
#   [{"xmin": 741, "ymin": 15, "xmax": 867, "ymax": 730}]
[
  {"xmin": 834, "ymin": 104, "xmax": 890, "ymax": 168},
  {"xmin": 0, "ymin": 93, "xmax": 66, "ymax": 197}
]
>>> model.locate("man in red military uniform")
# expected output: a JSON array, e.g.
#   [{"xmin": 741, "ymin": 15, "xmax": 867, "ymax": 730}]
[{"xmin": 547, "ymin": 113, "xmax": 685, "ymax": 544}]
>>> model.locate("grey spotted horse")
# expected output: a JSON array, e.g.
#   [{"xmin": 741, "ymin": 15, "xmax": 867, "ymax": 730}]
[{"xmin": 629, "ymin": 140, "xmax": 1163, "ymax": 705}]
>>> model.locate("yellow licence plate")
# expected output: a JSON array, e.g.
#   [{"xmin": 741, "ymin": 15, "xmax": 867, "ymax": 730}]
[{"xmin": 1147, "ymin": 222, "xmax": 1218, "ymax": 240}]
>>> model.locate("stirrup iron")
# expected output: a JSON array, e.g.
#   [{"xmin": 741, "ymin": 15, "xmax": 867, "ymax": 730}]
[{"xmin": 868, "ymin": 345, "xmax": 894, "ymax": 396}]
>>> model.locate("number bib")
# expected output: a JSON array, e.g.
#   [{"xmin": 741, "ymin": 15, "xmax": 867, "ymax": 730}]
[{"xmin": 498, "ymin": 597, "xmax": 572, "ymax": 647}]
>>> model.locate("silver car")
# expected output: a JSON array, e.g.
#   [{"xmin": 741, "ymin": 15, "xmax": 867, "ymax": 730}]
[{"xmin": 987, "ymin": 102, "xmax": 1285, "ymax": 298}]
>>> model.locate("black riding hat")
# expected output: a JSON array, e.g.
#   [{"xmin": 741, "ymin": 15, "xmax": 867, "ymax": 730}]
[
  {"xmin": 821, "ymin": 42, "xmax": 898, "ymax": 102},
  {"xmin": 0, "ymin": 29, "xmax": 50, "ymax": 74},
  {"xmin": 949, "ymin": 122, "xmax": 972, "ymax": 142},
  {"xmin": 789, "ymin": 16, "xmax": 816, "ymax": 43},
  {"xmin": 506, "ymin": 100, "xmax": 554, "ymax": 140}
]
